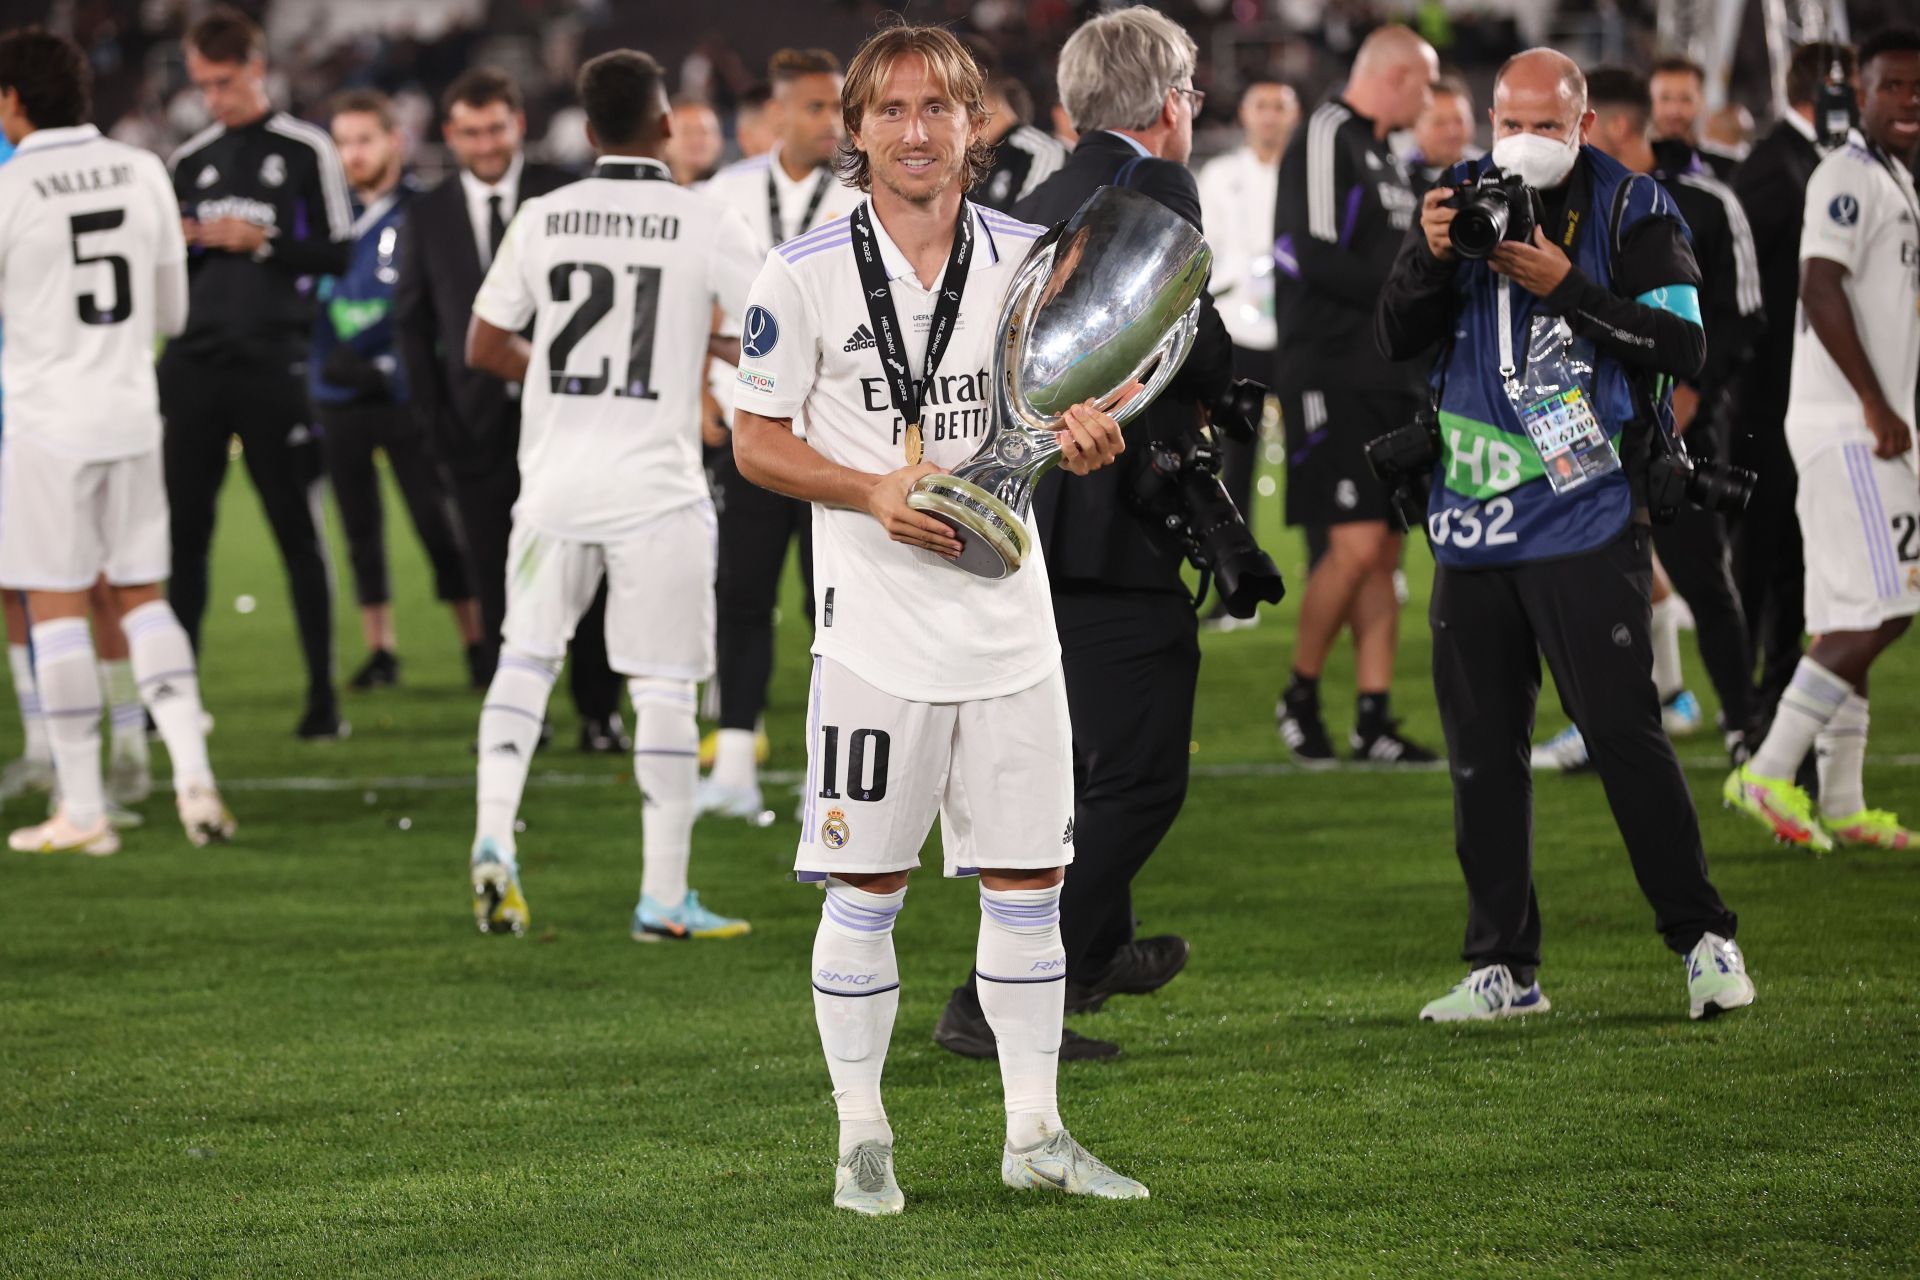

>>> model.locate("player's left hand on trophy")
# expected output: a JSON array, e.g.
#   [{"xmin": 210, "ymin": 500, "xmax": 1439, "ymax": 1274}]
[
  {"xmin": 869, "ymin": 462, "xmax": 966, "ymax": 558},
  {"xmin": 1054, "ymin": 381, "xmax": 1143, "ymax": 476}
]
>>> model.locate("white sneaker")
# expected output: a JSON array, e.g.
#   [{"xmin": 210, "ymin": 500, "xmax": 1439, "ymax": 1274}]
[
  {"xmin": 1685, "ymin": 932, "xmax": 1755, "ymax": 1021},
  {"xmin": 1530, "ymin": 724, "xmax": 1590, "ymax": 773},
  {"xmin": 0, "ymin": 755, "xmax": 55, "ymax": 807},
  {"xmin": 10, "ymin": 807, "xmax": 119, "ymax": 856},
  {"xmin": 176, "ymin": 784, "xmax": 236, "ymax": 847},
  {"xmin": 695, "ymin": 776, "xmax": 770, "ymax": 824},
  {"xmin": 833, "ymin": 1141, "xmax": 905, "ymax": 1216},
  {"xmin": 107, "ymin": 743, "xmax": 153, "ymax": 806},
  {"xmin": 1001, "ymin": 1130, "xmax": 1148, "ymax": 1200},
  {"xmin": 1419, "ymin": 964, "xmax": 1552, "ymax": 1022}
]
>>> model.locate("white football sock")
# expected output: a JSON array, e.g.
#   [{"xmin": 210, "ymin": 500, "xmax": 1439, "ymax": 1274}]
[
  {"xmin": 474, "ymin": 648, "xmax": 560, "ymax": 865},
  {"xmin": 1750, "ymin": 658, "xmax": 1852, "ymax": 781},
  {"xmin": 122, "ymin": 601, "xmax": 213, "ymax": 792},
  {"xmin": 9, "ymin": 643, "xmax": 49, "ymax": 763},
  {"xmin": 99, "ymin": 658, "xmax": 147, "ymax": 760},
  {"xmin": 975, "ymin": 882, "xmax": 1067, "ymax": 1151},
  {"xmin": 31, "ymin": 619, "xmax": 104, "ymax": 827},
  {"xmin": 812, "ymin": 877, "xmax": 903, "ymax": 1157},
  {"xmin": 710, "ymin": 727, "xmax": 757, "ymax": 791},
  {"xmin": 631, "ymin": 677, "xmax": 697, "ymax": 908},
  {"xmin": 1650, "ymin": 597, "xmax": 1683, "ymax": 701},
  {"xmin": 1816, "ymin": 692, "xmax": 1869, "ymax": 820}
]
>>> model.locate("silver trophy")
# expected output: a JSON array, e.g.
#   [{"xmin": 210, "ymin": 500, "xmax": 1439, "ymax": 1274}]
[{"xmin": 905, "ymin": 185, "xmax": 1213, "ymax": 578}]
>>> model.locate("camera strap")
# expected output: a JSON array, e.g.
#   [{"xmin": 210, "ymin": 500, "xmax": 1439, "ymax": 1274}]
[
  {"xmin": 849, "ymin": 200, "xmax": 974, "ymax": 465},
  {"xmin": 768, "ymin": 164, "xmax": 833, "ymax": 246}
]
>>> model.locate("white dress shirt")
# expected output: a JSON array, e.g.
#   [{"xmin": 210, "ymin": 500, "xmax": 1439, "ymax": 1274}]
[{"xmin": 459, "ymin": 150, "xmax": 525, "ymax": 269}]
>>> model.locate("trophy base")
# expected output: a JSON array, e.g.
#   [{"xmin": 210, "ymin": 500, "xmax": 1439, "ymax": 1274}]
[{"xmin": 905, "ymin": 476, "xmax": 1030, "ymax": 579}]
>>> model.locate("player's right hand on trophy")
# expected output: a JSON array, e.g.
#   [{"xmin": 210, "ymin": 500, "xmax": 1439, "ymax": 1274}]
[
  {"xmin": 1055, "ymin": 381, "xmax": 1143, "ymax": 477},
  {"xmin": 868, "ymin": 463, "xmax": 965, "ymax": 559}
]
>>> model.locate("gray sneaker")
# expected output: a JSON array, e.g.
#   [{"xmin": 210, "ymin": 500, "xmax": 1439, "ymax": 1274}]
[
  {"xmin": 1001, "ymin": 1130, "xmax": 1148, "ymax": 1200},
  {"xmin": 0, "ymin": 755, "xmax": 54, "ymax": 807},
  {"xmin": 832, "ymin": 1140, "xmax": 904, "ymax": 1216}
]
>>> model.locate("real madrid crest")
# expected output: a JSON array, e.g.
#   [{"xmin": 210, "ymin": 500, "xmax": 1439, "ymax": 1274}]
[
  {"xmin": 821, "ymin": 807, "xmax": 851, "ymax": 850},
  {"xmin": 260, "ymin": 153, "xmax": 287, "ymax": 188}
]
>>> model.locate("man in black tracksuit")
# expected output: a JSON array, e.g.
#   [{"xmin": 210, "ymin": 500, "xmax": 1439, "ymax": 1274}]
[
  {"xmin": 164, "ymin": 11, "xmax": 350, "ymax": 737},
  {"xmin": 1730, "ymin": 43, "xmax": 1851, "ymax": 721},
  {"xmin": 1588, "ymin": 69, "xmax": 1766, "ymax": 756},
  {"xmin": 933, "ymin": 9, "xmax": 1235, "ymax": 1061}
]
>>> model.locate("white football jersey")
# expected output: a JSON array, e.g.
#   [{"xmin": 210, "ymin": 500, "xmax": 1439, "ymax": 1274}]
[
  {"xmin": 0, "ymin": 125, "xmax": 184, "ymax": 460},
  {"xmin": 1196, "ymin": 146, "xmax": 1280, "ymax": 351},
  {"xmin": 1785, "ymin": 132, "xmax": 1920, "ymax": 465},
  {"xmin": 700, "ymin": 147, "xmax": 863, "ymax": 420},
  {"xmin": 735, "ymin": 198, "xmax": 1060, "ymax": 704},
  {"xmin": 472, "ymin": 156, "xmax": 761, "ymax": 539}
]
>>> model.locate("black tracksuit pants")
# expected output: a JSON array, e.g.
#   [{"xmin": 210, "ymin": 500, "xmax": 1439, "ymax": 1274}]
[
  {"xmin": 160, "ymin": 348, "xmax": 335, "ymax": 706},
  {"xmin": 1730, "ymin": 420, "xmax": 1805, "ymax": 718},
  {"xmin": 1652, "ymin": 504, "xmax": 1757, "ymax": 735},
  {"xmin": 447, "ymin": 461, "xmax": 619, "ymax": 722},
  {"xmin": 316, "ymin": 401, "xmax": 470, "ymax": 607},
  {"xmin": 1054, "ymin": 586, "xmax": 1200, "ymax": 977},
  {"xmin": 709, "ymin": 443, "xmax": 813, "ymax": 731},
  {"xmin": 1430, "ymin": 526, "xmax": 1737, "ymax": 972}
]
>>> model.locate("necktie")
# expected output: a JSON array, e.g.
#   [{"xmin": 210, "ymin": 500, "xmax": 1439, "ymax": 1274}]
[{"xmin": 487, "ymin": 193, "xmax": 506, "ymax": 260}]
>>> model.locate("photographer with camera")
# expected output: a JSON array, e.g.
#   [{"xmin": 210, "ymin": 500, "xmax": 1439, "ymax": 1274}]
[
  {"xmin": 932, "ymin": 6, "xmax": 1280, "ymax": 1062},
  {"xmin": 1375, "ymin": 49, "xmax": 1754, "ymax": 1023}
]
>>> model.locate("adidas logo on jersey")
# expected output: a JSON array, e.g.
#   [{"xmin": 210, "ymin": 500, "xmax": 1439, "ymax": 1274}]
[{"xmin": 843, "ymin": 324, "xmax": 877, "ymax": 352}]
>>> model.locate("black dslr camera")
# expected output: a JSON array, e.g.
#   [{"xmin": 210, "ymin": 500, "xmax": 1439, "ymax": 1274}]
[
  {"xmin": 1129, "ymin": 378, "xmax": 1286, "ymax": 619},
  {"xmin": 1644, "ymin": 428, "xmax": 1755, "ymax": 522},
  {"xmin": 1364, "ymin": 409, "xmax": 1441, "ymax": 532},
  {"xmin": 1448, "ymin": 165, "xmax": 1543, "ymax": 260}
]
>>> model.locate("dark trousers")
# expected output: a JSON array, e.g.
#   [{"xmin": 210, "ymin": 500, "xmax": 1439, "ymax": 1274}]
[
  {"xmin": 160, "ymin": 348, "xmax": 335, "ymax": 705},
  {"xmin": 710, "ymin": 444, "xmax": 813, "ymax": 731},
  {"xmin": 1055, "ymin": 587, "xmax": 1200, "ymax": 976},
  {"xmin": 1730, "ymin": 421, "xmax": 1804, "ymax": 718},
  {"xmin": 316, "ymin": 401, "xmax": 470, "ymax": 607},
  {"xmin": 447, "ymin": 462, "xmax": 619, "ymax": 721},
  {"xmin": 1652, "ymin": 504, "xmax": 1757, "ymax": 734},
  {"xmin": 1430, "ymin": 527, "xmax": 1737, "ymax": 970}
]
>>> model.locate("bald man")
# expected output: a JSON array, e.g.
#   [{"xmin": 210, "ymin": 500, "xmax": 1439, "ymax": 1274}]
[
  {"xmin": 1273, "ymin": 25, "xmax": 1439, "ymax": 765},
  {"xmin": 1377, "ymin": 48, "xmax": 1752, "ymax": 1023}
]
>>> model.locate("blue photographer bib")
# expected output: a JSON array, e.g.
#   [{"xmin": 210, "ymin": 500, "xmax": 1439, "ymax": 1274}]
[{"xmin": 1424, "ymin": 147, "xmax": 1696, "ymax": 567}]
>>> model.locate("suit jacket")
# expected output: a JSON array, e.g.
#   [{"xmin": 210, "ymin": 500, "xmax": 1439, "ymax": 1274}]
[
  {"xmin": 1013, "ymin": 131, "xmax": 1235, "ymax": 592},
  {"xmin": 394, "ymin": 160, "xmax": 574, "ymax": 478},
  {"xmin": 1730, "ymin": 119, "xmax": 1821, "ymax": 426}
]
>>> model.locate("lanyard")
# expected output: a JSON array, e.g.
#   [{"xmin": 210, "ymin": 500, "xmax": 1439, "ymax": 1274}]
[
  {"xmin": 768, "ymin": 163, "xmax": 832, "ymax": 244},
  {"xmin": 849, "ymin": 200, "xmax": 974, "ymax": 465}
]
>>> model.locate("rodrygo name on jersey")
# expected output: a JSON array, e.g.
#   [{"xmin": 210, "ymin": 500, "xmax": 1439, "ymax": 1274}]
[{"xmin": 471, "ymin": 156, "xmax": 760, "ymax": 541}]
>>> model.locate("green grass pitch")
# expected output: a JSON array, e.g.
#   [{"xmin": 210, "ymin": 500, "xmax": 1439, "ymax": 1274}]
[{"xmin": 2, "ymin": 458, "xmax": 1917, "ymax": 1277}]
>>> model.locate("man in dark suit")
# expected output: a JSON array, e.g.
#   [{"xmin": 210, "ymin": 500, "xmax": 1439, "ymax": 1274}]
[
  {"xmin": 1729, "ymin": 42, "xmax": 1852, "ymax": 723},
  {"xmin": 394, "ymin": 68, "xmax": 624, "ymax": 746},
  {"xmin": 934, "ymin": 7, "xmax": 1236, "ymax": 1061}
]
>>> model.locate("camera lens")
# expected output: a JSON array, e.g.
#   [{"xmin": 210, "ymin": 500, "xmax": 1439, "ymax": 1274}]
[
  {"xmin": 1449, "ymin": 191, "xmax": 1510, "ymax": 260},
  {"xmin": 1685, "ymin": 459, "xmax": 1756, "ymax": 515}
]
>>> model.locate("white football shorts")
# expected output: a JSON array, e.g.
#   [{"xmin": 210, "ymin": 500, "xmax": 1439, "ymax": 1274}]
[
  {"xmin": 1797, "ymin": 441, "xmax": 1920, "ymax": 634},
  {"xmin": 793, "ymin": 655, "xmax": 1076, "ymax": 880},
  {"xmin": 500, "ymin": 499, "xmax": 716, "ymax": 680},
  {"xmin": 0, "ymin": 435, "xmax": 169, "ymax": 591}
]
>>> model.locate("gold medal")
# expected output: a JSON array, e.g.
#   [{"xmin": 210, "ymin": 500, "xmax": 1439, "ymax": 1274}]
[{"xmin": 905, "ymin": 421, "xmax": 924, "ymax": 465}]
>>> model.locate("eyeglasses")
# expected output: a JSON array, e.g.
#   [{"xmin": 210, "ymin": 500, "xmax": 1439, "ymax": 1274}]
[{"xmin": 1171, "ymin": 85, "xmax": 1206, "ymax": 114}]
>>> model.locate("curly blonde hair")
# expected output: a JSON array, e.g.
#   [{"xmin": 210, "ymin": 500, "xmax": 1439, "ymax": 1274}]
[{"xmin": 834, "ymin": 21, "xmax": 994, "ymax": 194}]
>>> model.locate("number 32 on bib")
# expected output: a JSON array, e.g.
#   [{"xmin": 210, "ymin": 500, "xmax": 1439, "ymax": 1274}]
[{"xmin": 1428, "ymin": 497, "xmax": 1518, "ymax": 549}]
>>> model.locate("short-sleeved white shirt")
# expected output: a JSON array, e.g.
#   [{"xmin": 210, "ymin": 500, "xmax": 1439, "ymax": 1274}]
[
  {"xmin": 1785, "ymin": 132, "xmax": 1920, "ymax": 463},
  {"xmin": 0, "ymin": 125, "xmax": 184, "ymax": 460},
  {"xmin": 473, "ymin": 157, "xmax": 761, "ymax": 539},
  {"xmin": 735, "ymin": 197, "xmax": 1059, "ymax": 703}
]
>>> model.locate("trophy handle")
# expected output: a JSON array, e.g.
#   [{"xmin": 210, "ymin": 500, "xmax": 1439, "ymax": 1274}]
[{"xmin": 1094, "ymin": 295, "xmax": 1203, "ymax": 426}]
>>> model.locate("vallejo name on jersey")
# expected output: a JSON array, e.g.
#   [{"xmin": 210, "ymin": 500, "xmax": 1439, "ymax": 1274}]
[
  {"xmin": 859, "ymin": 365, "xmax": 993, "ymax": 448},
  {"xmin": 28, "ymin": 163, "xmax": 137, "ymax": 202},
  {"xmin": 193, "ymin": 195, "xmax": 278, "ymax": 228},
  {"xmin": 543, "ymin": 209, "xmax": 682, "ymax": 241}
]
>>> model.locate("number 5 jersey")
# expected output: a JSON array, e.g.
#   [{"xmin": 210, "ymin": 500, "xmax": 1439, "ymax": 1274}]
[{"xmin": 0, "ymin": 124, "xmax": 185, "ymax": 461}]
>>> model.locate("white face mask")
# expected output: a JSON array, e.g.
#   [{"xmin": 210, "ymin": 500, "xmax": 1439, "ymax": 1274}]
[{"xmin": 1491, "ymin": 127, "xmax": 1579, "ymax": 188}]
